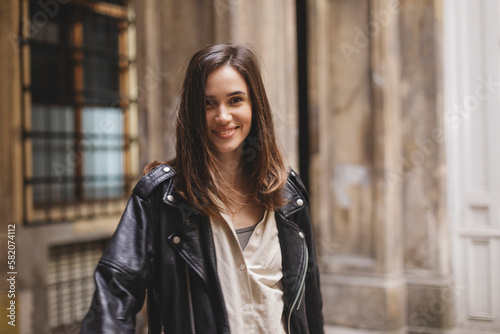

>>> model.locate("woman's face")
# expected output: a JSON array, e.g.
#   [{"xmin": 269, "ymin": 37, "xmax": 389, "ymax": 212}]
[{"xmin": 205, "ymin": 65, "xmax": 252, "ymax": 157}]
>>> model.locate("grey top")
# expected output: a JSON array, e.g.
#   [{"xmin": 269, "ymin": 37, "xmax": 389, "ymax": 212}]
[{"xmin": 235, "ymin": 224, "xmax": 258, "ymax": 250}]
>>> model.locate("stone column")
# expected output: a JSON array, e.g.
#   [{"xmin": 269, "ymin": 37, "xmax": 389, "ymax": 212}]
[
  {"xmin": 399, "ymin": 0, "xmax": 453, "ymax": 332},
  {"xmin": 308, "ymin": 0, "xmax": 406, "ymax": 330}
]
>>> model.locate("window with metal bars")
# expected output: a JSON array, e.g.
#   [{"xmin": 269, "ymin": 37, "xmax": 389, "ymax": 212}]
[
  {"xmin": 22, "ymin": 0, "xmax": 135, "ymax": 223},
  {"xmin": 47, "ymin": 239, "xmax": 109, "ymax": 333}
]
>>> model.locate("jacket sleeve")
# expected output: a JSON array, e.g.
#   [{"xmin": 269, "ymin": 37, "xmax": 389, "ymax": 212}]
[
  {"xmin": 289, "ymin": 170, "xmax": 325, "ymax": 334},
  {"xmin": 80, "ymin": 193, "xmax": 155, "ymax": 334}
]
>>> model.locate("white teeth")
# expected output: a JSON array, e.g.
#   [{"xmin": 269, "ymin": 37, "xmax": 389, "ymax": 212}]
[{"xmin": 214, "ymin": 129, "xmax": 234, "ymax": 134}]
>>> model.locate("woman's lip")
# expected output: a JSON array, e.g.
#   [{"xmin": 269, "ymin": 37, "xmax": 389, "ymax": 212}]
[{"xmin": 211, "ymin": 127, "xmax": 238, "ymax": 139}]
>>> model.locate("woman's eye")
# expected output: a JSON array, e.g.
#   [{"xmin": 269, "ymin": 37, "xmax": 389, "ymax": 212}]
[
  {"xmin": 205, "ymin": 99, "xmax": 215, "ymax": 108},
  {"xmin": 230, "ymin": 96, "xmax": 243, "ymax": 104}
]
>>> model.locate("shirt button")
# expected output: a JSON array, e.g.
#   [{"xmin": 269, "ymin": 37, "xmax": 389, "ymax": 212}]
[
  {"xmin": 173, "ymin": 236, "xmax": 181, "ymax": 244},
  {"xmin": 255, "ymin": 228, "xmax": 261, "ymax": 235},
  {"xmin": 243, "ymin": 304, "xmax": 250, "ymax": 312},
  {"xmin": 163, "ymin": 166, "xmax": 171, "ymax": 173},
  {"xmin": 298, "ymin": 232, "xmax": 304, "ymax": 239},
  {"xmin": 240, "ymin": 264, "xmax": 246, "ymax": 271},
  {"xmin": 296, "ymin": 198, "xmax": 304, "ymax": 207},
  {"xmin": 167, "ymin": 195, "xmax": 175, "ymax": 202}
]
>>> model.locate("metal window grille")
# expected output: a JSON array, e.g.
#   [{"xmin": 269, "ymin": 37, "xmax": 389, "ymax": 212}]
[
  {"xmin": 47, "ymin": 239, "xmax": 109, "ymax": 333},
  {"xmin": 22, "ymin": 0, "xmax": 135, "ymax": 224}
]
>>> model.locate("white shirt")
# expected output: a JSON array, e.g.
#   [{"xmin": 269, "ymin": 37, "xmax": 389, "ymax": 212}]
[{"xmin": 210, "ymin": 210, "xmax": 287, "ymax": 334}]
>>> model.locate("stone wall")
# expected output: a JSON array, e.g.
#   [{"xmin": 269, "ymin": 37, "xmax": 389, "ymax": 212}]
[{"xmin": 308, "ymin": 0, "xmax": 451, "ymax": 332}]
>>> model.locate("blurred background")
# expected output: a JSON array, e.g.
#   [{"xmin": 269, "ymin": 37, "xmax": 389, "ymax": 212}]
[{"xmin": 0, "ymin": 0, "xmax": 499, "ymax": 333}]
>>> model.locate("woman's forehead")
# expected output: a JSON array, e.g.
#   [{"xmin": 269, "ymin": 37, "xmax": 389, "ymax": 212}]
[{"xmin": 205, "ymin": 66, "xmax": 248, "ymax": 96}]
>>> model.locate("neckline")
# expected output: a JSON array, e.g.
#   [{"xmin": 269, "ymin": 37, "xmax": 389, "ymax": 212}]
[{"xmin": 235, "ymin": 223, "xmax": 258, "ymax": 233}]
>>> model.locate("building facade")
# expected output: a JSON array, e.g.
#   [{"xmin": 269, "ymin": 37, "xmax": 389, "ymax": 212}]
[{"xmin": 0, "ymin": 0, "xmax": 498, "ymax": 333}]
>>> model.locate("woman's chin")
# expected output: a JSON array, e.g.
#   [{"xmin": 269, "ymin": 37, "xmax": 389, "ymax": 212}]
[
  {"xmin": 214, "ymin": 147, "xmax": 239, "ymax": 155},
  {"xmin": 212, "ymin": 144, "xmax": 246, "ymax": 157}
]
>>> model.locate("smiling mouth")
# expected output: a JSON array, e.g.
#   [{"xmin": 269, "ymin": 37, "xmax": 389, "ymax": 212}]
[{"xmin": 212, "ymin": 127, "xmax": 238, "ymax": 135}]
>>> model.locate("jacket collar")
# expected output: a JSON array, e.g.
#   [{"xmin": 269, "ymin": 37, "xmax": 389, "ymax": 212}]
[
  {"xmin": 160, "ymin": 165, "xmax": 307, "ymax": 217},
  {"xmin": 277, "ymin": 179, "xmax": 307, "ymax": 218}
]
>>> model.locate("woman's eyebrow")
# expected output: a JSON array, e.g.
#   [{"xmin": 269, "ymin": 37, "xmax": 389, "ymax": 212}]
[
  {"xmin": 227, "ymin": 91, "xmax": 246, "ymax": 97},
  {"xmin": 205, "ymin": 91, "xmax": 247, "ymax": 99}
]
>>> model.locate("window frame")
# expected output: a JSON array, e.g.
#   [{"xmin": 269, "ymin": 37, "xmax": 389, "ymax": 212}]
[{"xmin": 21, "ymin": 0, "xmax": 138, "ymax": 224}]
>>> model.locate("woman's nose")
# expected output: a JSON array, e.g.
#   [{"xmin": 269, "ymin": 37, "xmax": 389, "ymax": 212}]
[{"xmin": 215, "ymin": 106, "xmax": 232, "ymax": 123}]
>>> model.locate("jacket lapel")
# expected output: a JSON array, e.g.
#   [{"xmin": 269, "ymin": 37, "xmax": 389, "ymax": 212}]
[
  {"xmin": 164, "ymin": 205, "xmax": 231, "ymax": 330},
  {"xmin": 279, "ymin": 178, "xmax": 307, "ymax": 218},
  {"xmin": 276, "ymin": 180, "xmax": 309, "ymax": 314}
]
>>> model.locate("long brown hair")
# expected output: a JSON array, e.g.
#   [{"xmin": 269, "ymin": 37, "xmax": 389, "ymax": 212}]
[{"xmin": 144, "ymin": 43, "xmax": 287, "ymax": 217}]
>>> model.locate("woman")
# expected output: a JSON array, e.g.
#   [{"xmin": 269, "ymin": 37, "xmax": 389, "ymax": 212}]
[{"xmin": 81, "ymin": 43, "xmax": 324, "ymax": 334}]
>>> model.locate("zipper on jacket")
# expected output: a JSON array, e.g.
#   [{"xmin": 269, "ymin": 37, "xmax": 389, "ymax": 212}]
[
  {"xmin": 287, "ymin": 244, "xmax": 308, "ymax": 334},
  {"xmin": 185, "ymin": 264, "xmax": 196, "ymax": 334},
  {"xmin": 295, "ymin": 278, "xmax": 306, "ymax": 311}
]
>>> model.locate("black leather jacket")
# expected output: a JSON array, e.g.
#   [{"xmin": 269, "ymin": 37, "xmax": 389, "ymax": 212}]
[{"xmin": 81, "ymin": 164, "xmax": 324, "ymax": 334}]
